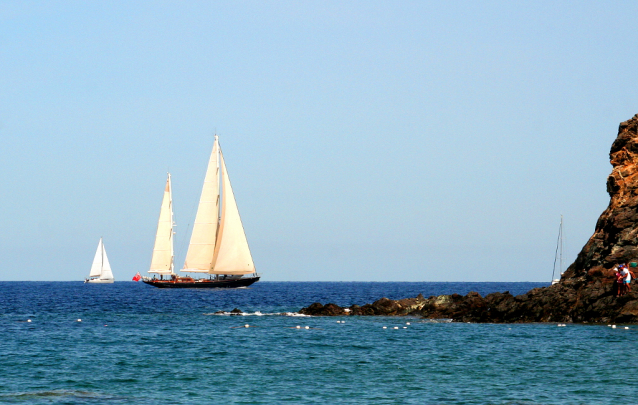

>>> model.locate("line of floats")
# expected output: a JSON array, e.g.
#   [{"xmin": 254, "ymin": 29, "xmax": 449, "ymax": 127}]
[{"xmin": 16, "ymin": 319, "xmax": 635, "ymax": 330}]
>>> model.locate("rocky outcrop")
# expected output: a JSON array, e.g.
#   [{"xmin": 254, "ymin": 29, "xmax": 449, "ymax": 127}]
[
  {"xmin": 563, "ymin": 114, "xmax": 638, "ymax": 280},
  {"xmin": 300, "ymin": 114, "xmax": 638, "ymax": 323}
]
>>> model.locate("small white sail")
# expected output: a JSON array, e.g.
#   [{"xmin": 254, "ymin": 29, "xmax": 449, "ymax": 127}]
[
  {"xmin": 100, "ymin": 245, "xmax": 114, "ymax": 280},
  {"xmin": 183, "ymin": 139, "xmax": 220, "ymax": 273},
  {"xmin": 149, "ymin": 173, "xmax": 175, "ymax": 274},
  {"xmin": 210, "ymin": 150, "xmax": 255, "ymax": 275}
]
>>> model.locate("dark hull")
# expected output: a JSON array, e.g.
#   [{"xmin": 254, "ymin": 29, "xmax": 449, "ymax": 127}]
[{"xmin": 142, "ymin": 276, "xmax": 260, "ymax": 289}]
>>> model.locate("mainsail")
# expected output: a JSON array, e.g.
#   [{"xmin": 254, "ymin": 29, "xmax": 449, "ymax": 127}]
[
  {"xmin": 149, "ymin": 173, "xmax": 175, "ymax": 274},
  {"xmin": 90, "ymin": 238, "xmax": 113, "ymax": 280},
  {"xmin": 183, "ymin": 136, "xmax": 255, "ymax": 275},
  {"xmin": 183, "ymin": 140, "xmax": 220, "ymax": 272}
]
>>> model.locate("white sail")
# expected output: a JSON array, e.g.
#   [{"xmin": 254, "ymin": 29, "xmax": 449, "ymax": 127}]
[
  {"xmin": 89, "ymin": 238, "xmax": 104, "ymax": 277},
  {"xmin": 89, "ymin": 238, "xmax": 114, "ymax": 280},
  {"xmin": 183, "ymin": 139, "xmax": 220, "ymax": 272},
  {"xmin": 149, "ymin": 173, "xmax": 175, "ymax": 274},
  {"xmin": 210, "ymin": 150, "xmax": 255, "ymax": 275},
  {"xmin": 100, "ymin": 245, "xmax": 114, "ymax": 280}
]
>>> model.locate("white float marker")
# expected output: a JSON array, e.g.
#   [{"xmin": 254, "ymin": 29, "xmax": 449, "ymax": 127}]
[
  {"xmin": 244, "ymin": 324, "xmax": 250, "ymax": 328},
  {"xmin": 625, "ymin": 326, "xmax": 630, "ymax": 329},
  {"xmin": 612, "ymin": 325, "xmax": 617, "ymax": 328},
  {"xmin": 296, "ymin": 325, "xmax": 301, "ymax": 329},
  {"xmin": 406, "ymin": 322, "xmax": 411, "ymax": 325},
  {"xmin": 383, "ymin": 326, "xmax": 387, "ymax": 329},
  {"xmin": 304, "ymin": 326, "xmax": 310, "ymax": 329},
  {"xmin": 77, "ymin": 319, "xmax": 82, "ymax": 322},
  {"xmin": 27, "ymin": 319, "xmax": 31, "ymax": 323},
  {"xmin": 393, "ymin": 326, "xmax": 399, "ymax": 329}
]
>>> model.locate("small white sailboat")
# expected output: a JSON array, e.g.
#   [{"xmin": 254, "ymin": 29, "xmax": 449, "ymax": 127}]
[
  {"xmin": 551, "ymin": 215, "xmax": 564, "ymax": 285},
  {"xmin": 142, "ymin": 135, "xmax": 260, "ymax": 288},
  {"xmin": 85, "ymin": 237, "xmax": 114, "ymax": 283}
]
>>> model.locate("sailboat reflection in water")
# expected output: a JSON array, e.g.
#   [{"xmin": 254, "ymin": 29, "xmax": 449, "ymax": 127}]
[{"xmin": 142, "ymin": 136, "xmax": 260, "ymax": 288}]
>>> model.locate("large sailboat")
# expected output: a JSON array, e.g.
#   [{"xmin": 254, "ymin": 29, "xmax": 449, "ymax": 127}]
[
  {"xmin": 85, "ymin": 238, "xmax": 114, "ymax": 283},
  {"xmin": 142, "ymin": 136, "xmax": 260, "ymax": 288}
]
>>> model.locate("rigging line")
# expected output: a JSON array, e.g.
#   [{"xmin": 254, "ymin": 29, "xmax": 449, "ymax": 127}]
[
  {"xmin": 551, "ymin": 220, "xmax": 562, "ymax": 282},
  {"xmin": 560, "ymin": 216, "xmax": 564, "ymax": 274}
]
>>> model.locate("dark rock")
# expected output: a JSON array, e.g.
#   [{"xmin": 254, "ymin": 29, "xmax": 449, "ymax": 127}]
[{"xmin": 299, "ymin": 303, "xmax": 347, "ymax": 316}]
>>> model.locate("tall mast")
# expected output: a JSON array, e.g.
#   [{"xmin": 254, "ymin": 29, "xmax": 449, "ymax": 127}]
[
  {"xmin": 551, "ymin": 215, "xmax": 563, "ymax": 283},
  {"xmin": 559, "ymin": 215, "xmax": 564, "ymax": 275}
]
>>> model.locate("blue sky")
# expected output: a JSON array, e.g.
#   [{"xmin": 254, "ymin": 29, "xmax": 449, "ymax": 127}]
[{"xmin": 1, "ymin": 1, "xmax": 637, "ymax": 281}]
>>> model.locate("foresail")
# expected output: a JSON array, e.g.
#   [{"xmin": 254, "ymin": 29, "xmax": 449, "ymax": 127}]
[
  {"xmin": 149, "ymin": 174, "xmax": 174, "ymax": 274},
  {"xmin": 210, "ymin": 150, "xmax": 255, "ymax": 275},
  {"xmin": 183, "ymin": 139, "xmax": 220, "ymax": 272},
  {"xmin": 100, "ymin": 243, "xmax": 114, "ymax": 280},
  {"xmin": 89, "ymin": 238, "xmax": 103, "ymax": 277}
]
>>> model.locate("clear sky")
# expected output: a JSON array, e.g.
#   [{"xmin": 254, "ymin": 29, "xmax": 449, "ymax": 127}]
[{"xmin": 1, "ymin": 1, "xmax": 637, "ymax": 282}]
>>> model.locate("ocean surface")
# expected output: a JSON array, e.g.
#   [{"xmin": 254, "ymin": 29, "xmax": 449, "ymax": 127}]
[{"xmin": 1, "ymin": 281, "xmax": 634, "ymax": 404}]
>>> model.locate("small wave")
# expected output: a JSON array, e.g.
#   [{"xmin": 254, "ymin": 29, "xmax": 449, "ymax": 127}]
[
  {"xmin": 203, "ymin": 311, "xmax": 310, "ymax": 317},
  {"xmin": 0, "ymin": 390, "xmax": 119, "ymax": 401},
  {"xmin": 419, "ymin": 318, "xmax": 453, "ymax": 323},
  {"xmin": 281, "ymin": 312, "xmax": 311, "ymax": 317}
]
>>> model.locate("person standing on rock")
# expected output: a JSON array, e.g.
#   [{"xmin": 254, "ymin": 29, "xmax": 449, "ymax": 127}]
[
  {"xmin": 621, "ymin": 264, "xmax": 632, "ymax": 294},
  {"xmin": 614, "ymin": 265, "xmax": 625, "ymax": 296}
]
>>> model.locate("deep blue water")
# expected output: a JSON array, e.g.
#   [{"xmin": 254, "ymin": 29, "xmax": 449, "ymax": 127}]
[{"xmin": 1, "ymin": 281, "xmax": 634, "ymax": 404}]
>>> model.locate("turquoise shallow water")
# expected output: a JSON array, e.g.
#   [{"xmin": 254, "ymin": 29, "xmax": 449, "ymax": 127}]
[{"xmin": 1, "ymin": 282, "xmax": 634, "ymax": 404}]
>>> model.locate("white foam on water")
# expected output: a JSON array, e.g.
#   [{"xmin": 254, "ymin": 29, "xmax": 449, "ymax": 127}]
[{"xmin": 203, "ymin": 311, "xmax": 310, "ymax": 317}]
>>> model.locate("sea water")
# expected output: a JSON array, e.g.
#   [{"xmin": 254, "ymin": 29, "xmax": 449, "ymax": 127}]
[{"xmin": 0, "ymin": 281, "xmax": 634, "ymax": 404}]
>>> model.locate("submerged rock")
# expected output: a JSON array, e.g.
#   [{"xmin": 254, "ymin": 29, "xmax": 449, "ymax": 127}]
[{"xmin": 300, "ymin": 114, "xmax": 638, "ymax": 323}]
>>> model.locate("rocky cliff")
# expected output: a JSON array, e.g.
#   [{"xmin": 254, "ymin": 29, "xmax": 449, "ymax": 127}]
[{"xmin": 300, "ymin": 114, "xmax": 638, "ymax": 323}]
